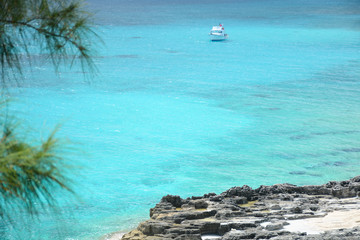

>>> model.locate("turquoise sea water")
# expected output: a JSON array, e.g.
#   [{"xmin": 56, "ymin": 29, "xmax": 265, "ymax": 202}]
[{"xmin": 3, "ymin": 0, "xmax": 360, "ymax": 239}]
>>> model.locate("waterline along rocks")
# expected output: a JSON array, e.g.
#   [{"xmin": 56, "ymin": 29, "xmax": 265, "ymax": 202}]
[{"xmin": 121, "ymin": 176, "xmax": 360, "ymax": 239}]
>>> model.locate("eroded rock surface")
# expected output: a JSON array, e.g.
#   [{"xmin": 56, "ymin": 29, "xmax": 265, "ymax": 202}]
[{"xmin": 121, "ymin": 176, "xmax": 360, "ymax": 239}]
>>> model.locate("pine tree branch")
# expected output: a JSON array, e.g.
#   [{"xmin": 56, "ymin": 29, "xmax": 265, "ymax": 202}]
[{"xmin": 0, "ymin": 19, "xmax": 86, "ymax": 56}]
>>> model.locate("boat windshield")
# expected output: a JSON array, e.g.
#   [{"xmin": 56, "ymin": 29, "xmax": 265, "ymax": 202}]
[{"xmin": 211, "ymin": 30, "xmax": 223, "ymax": 33}]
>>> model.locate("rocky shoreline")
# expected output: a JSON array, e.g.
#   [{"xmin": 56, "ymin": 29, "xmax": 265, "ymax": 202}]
[{"xmin": 120, "ymin": 176, "xmax": 360, "ymax": 239}]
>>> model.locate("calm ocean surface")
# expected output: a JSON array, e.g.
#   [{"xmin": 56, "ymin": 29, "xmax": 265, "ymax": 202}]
[{"xmin": 3, "ymin": 0, "xmax": 360, "ymax": 239}]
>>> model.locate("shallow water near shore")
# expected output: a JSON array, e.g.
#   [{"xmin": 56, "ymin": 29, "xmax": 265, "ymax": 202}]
[{"xmin": 3, "ymin": 0, "xmax": 360, "ymax": 239}]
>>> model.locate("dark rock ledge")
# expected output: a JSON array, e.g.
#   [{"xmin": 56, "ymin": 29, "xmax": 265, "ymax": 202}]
[{"xmin": 121, "ymin": 176, "xmax": 360, "ymax": 240}]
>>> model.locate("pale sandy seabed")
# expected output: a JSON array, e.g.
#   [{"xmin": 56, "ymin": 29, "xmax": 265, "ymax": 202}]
[{"xmin": 101, "ymin": 231, "xmax": 125, "ymax": 240}]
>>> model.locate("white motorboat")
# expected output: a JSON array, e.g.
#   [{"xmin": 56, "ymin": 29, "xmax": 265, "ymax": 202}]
[{"xmin": 209, "ymin": 24, "xmax": 228, "ymax": 41}]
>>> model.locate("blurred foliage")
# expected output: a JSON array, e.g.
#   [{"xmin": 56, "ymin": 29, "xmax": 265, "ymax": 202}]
[
  {"xmin": 0, "ymin": 0, "xmax": 97, "ymax": 219},
  {"xmin": 0, "ymin": 123, "xmax": 72, "ymax": 219},
  {"xmin": 0, "ymin": 0, "xmax": 98, "ymax": 85}
]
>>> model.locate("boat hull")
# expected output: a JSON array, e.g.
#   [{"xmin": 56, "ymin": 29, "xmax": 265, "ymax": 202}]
[{"xmin": 209, "ymin": 34, "xmax": 228, "ymax": 41}]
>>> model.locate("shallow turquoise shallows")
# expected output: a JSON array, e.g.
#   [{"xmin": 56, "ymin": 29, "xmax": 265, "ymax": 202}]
[{"xmin": 3, "ymin": 0, "xmax": 360, "ymax": 239}]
